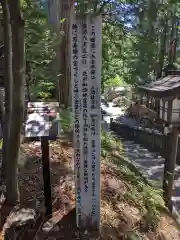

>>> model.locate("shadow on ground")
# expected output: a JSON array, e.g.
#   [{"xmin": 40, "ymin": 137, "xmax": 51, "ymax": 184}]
[
  {"xmin": 0, "ymin": 136, "xmax": 75, "ymax": 239},
  {"xmin": 18, "ymin": 138, "xmax": 74, "ymax": 211}
]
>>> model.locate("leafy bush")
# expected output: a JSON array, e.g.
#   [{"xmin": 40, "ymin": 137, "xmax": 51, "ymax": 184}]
[{"xmin": 59, "ymin": 108, "xmax": 72, "ymax": 133}]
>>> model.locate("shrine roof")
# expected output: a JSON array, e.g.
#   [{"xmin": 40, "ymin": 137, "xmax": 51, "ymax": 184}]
[{"xmin": 138, "ymin": 74, "xmax": 180, "ymax": 98}]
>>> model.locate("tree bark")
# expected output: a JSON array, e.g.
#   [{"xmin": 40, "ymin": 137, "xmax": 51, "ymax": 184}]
[
  {"xmin": 168, "ymin": 5, "xmax": 177, "ymax": 65},
  {"xmin": 58, "ymin": 0, "xmax": 73, "ymax": 107},
  {"xmin": 26, "ymin": 61, "xmax": 31, "ymax": 101},
  {"xmin": 0, "ymin": 89, "xmax": 5, "ymax": 131},
  {"xmin": 49, "ymin": 0, "xmax": 73, "ymax": 107},
  {"xmin": 157, "ymin": 20, "xmax": 168, "ymax": 78},
  {"xmin": 6, "ymin": 0, "xmax": 25, "ymax": 205},
  {"xmin": 1, "ymin": 0, "xmax": 13, "ymax": 181},
  {"xmin": 173, "ymin": 19, "xmax": 180, "ymax": 63}
]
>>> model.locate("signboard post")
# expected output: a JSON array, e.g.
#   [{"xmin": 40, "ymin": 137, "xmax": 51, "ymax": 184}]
[
  {"xmin": 25, "ymin": 102, "xmax": 60, "ymax": 217},
  {"xmin": 70, "ymin": 14, "xmax": 102, "ymax": 229},
  {"xmin": 41, "ymin": 137, "xmax": 52, "ymax": 216}
]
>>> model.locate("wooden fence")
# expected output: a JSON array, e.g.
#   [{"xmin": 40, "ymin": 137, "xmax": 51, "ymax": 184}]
[{"xmin": 110, "ymin": 120, "xmax": 180, "ymax": 165}]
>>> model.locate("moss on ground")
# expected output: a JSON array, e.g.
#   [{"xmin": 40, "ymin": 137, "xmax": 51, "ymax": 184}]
[{"xmin": 101, "ymin": 131, "xmax": 167, "ymax": 236}]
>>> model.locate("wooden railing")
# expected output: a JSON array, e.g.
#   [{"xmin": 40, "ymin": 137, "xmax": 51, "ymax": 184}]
[
  {"xmin": 0, "ymin": 57, "xmax": 3, "ymax": 75},
  {"xmin": 110, "ymin": 120, "xmax": 180, "ymax": 165}
]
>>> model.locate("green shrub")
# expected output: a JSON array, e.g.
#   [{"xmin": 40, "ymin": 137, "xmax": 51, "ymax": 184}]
[{"xmin": 59, "ymin": 108, "xmax": 72, "ymax": 133}]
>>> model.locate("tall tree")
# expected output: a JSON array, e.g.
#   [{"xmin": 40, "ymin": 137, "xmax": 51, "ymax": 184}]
[
  {"xmin": 23, "ymin": 1, "xmax": 56, "ymax": 100},
  {"xmin": 0, "ymin": 0, "xmax": 13, "ymax": 181},
  {"xmin": 157, "ymin": 19, "xmax": 168, "ymax": 78},
  {"xmin": 56, "ymin": 0, "xmax": 73, "ymax": 107},
  {"xmin": 6, "ymin": 0, "xmax": 25, "ymax": 204},
  {"xmin": 168, "ymin": 4, "xmax": 177, "ymax": 65}
]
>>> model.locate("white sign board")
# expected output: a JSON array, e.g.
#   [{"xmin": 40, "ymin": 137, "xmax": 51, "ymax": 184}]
[
  {"xmin": 25, "ymin": 102, "xmax": 60, "ymax": 138},
  {"xmin": 70, "ymin": 14, "xmax": 101, "ymax": 228}
]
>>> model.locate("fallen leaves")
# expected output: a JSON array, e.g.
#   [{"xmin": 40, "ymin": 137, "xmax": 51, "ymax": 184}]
[{"xmin": 1, "ymin": 138, "xmax": 180, "ymax": 239}]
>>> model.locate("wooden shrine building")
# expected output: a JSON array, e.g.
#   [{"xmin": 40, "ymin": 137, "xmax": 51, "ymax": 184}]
[{"xmin": 138, "ymin": 69, "xmax": 180, "ymax": 212}]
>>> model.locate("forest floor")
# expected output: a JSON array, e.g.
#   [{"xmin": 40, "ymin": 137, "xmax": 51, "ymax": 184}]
[{"xmin": 0, "ymin": 132, "xmax": 180, "ymax": 239}]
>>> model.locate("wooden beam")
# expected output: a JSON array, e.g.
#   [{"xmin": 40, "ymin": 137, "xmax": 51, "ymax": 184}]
[
  {"xmin": 152, "ymin": 96, "xmax": 175, "ymax": 101},
  {"xmin": 146, "ymin": 96, "xmax": 150, "ymax": 108},
  {"xmin": 162, "ymin": 96, "xmax": 175, "ymax": 101},
  {"xmin": 163, "ymin": 127, "xmax": 178, "ymax": 212},
  {"xmin": 167, "ymin": 100, "xmax": 173, "ymax": 122},
  {"xmin": 162, "ymin": 100, "xmax": 165, "ymax": 120},
  {"xmin": 157, "ymin": 99, "xmax": 160, "ymax": 116},
  {"xmin": 139, "ymin": 87, "xmax": 180, "ymax": 99}
]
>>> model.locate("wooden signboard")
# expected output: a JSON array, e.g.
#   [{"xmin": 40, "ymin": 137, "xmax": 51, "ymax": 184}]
[
  {"xmin": 70, "ymin": 14, "xmax": 102, "ymax": 228},
  {"xmin": 25, "ymin": 102, "xmax": 60, "ymax": 139},
  {"xmin": 25, "ymin": 101, "xmax": 60, "ymax": 217}
]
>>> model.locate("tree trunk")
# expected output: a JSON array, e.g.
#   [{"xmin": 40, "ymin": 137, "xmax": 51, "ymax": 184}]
[
  {"xmin": 157, "ymin": 20, "xmax": 168, "ymax": 78},
  {"xmin": 49, "ymin": 0, "xmax": 72, "ymax": 107},
  {"xmin": 168, "ymin": 7, "xmax": 176, "ymax": 65},
  {"xmin": 49, "ymin": 0, "xmax": 61, "ymax": 102},
  {"xmin": 1, "ymin": 0, "xmax": 13, "ymax": 181},
  {"xmin": 6, "ymin": 0, "xmax": 25, "ymax": 205},
  {"xmin": 26, "ymin": 61, "xmax": 31, "ymax": 101},
  {"xmin": 0, "ymin": 89, "xmax": 5, "ymax": 131},
  {"xmin": 172, "ymin": 19, "xmax": 179, "ymax": 63},
  {"xmin": 58, "ymin": 0, "xmax": 73, "ymax": 107},
  {"xmin": 64, "ymin": 0, "xmax": 72, "ymax": 108}
]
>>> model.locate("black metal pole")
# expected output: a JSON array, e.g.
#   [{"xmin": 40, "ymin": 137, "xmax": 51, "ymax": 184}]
[{"xmin": 41, "ymin": 137, "xmax": 52, "ymax": 217}]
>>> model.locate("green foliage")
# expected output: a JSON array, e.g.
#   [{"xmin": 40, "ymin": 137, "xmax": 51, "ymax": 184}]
[
  {"xmin": 0, "ymin": 138, "xmax": 3, "ymax": 150},
  {"xmin": 102, "ymin": 20, "xmax": 125, "ymax": 90},
  {"xmin": 101, "ymin": 0, "xmax": 180, "ymax": 87},
  {"xmin": 127, "ymin": 232, "xmax": 143, "ymax": 240},
  {"xmin": 20, "ymin": 0, "xmax": 180, "ymax": 98},
  {"xmin": 59, "ymin": 108, "xmax": 72, "ymax": 133},
  {"xmin": 104, "ymin": 75, "xmax": 125, "ymax": 89},
  {"xmin": 101, "ymin": 130, "xmax": 123, "ymax": 157},
  {"xmin": 22, "ymin": 1, "xmax": 57, "ymax": 100}
]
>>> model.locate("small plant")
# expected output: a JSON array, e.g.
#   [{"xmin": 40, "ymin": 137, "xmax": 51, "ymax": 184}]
[
  {"xmin": 101, "ymin": 130, "xmax": 122, "ymax": 152},
  {"xmin": 59, "ymin": 108, "xmax": 72, "ymax": 133},
  {"xmin": 127, "ymin": 232, "xmax": 143, "ymax": 240},
  {"xmin": 0, "ymin": 138, "xmax": 3, "ymax": 150}
]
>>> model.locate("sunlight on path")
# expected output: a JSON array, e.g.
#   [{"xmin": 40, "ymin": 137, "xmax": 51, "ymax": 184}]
[{"xmin": 102, "ymin": 102, "xmax": 180, "ymax": 212}]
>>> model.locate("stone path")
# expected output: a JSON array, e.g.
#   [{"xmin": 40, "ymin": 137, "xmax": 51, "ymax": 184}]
[
  {"xmin": 115, "ymin": 134, "xmax": 180, "ymax": 212},
  {"xmin": 102, "ymin": 104, "xmax": 180, "ymax": 212}
]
